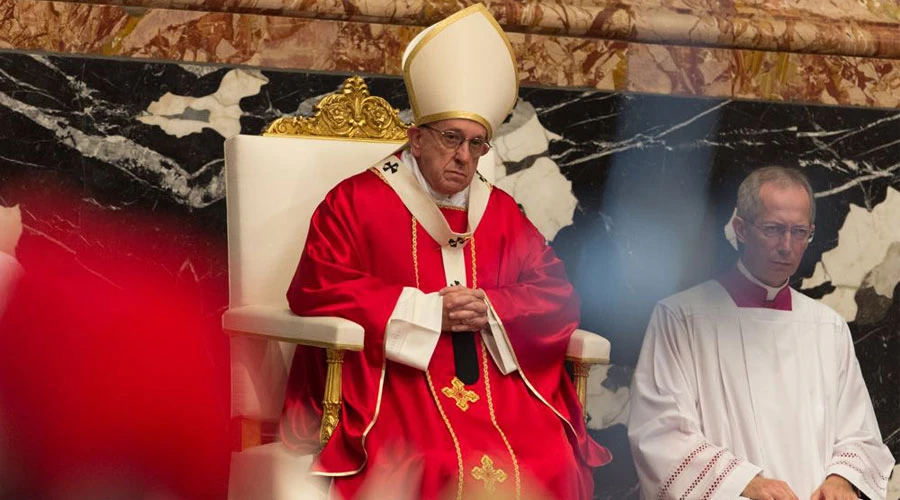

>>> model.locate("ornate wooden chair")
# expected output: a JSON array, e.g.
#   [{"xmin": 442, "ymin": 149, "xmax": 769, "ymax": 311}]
[{"xmin": 222, "ymin": 76, "xmax": 611, "ymax": 500}]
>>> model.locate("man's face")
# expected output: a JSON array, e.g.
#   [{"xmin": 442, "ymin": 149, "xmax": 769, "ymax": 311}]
[
  {"xmin": 733, "ymin": 182, "xmax": 814, "ymax": 287},
  {"xmin": 407, "ymin": 118, "xmax": 487, "ymax": 196}
]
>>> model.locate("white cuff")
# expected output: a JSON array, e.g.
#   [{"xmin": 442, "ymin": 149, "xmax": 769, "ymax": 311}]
[
  {"xmin": 481, "ymin": 302, "xmax": 518, "ymax": 375},
  {"xmin": 384, "ymin": 287, "xmax": 443, "ymax": 371}
]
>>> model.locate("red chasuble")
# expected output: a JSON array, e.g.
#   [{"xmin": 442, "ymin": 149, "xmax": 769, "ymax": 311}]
[{"xmin": 282, "ymin": 168, "xmax": 611, "ymax": 500}]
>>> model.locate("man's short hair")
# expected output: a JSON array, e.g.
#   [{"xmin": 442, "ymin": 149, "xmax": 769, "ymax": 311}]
[{"xmin": 736, "ymin": 166, "xmax": 816, "ymax": 224}]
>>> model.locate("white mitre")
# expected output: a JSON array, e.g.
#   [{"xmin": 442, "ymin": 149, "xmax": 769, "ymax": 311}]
[{"xmin": 401, "ymin": 3, "xmax": 518, "ymax": 139}]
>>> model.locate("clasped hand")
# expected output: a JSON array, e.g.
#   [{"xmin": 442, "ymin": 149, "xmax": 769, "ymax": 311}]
[
  {"xmin": 440, "ymin": 285, "xmax": 488, "ymax": 333},
  {"xmin": 742, "ymin": 474, "xmax": 856, "ymax": 500}
]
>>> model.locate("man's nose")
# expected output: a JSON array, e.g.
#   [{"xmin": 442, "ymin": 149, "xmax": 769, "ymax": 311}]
[
  {"xmin": 454, "ymin": 142, "xmax": 473, "ymax": 162},
  {"xmin": 776, "ymin": 232, "xmax": 793, "ymax": 254}
]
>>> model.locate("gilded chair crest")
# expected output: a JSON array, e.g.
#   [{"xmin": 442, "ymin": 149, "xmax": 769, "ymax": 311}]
[{"xmin": 264, "ymin": 76, "xmax": 411, "ymax": 141}]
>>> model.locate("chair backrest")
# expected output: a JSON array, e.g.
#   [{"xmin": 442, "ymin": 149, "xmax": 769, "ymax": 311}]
[
  {"xmin": 225, "ymin": 135, "xmax": 404, "ymax": 310},
  {"xmin": 224, "ymin": 76, "xmax": 496, "ymax": 424}
]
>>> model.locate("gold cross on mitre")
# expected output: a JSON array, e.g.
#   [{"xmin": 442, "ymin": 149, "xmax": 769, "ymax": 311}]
[
  {"xmin": 441, "ymin": 377, "xmax": 479, "ymax": 411},
  {"xmin": 471, "ymin": 455, "xmax": 507, "ymax": 493}
]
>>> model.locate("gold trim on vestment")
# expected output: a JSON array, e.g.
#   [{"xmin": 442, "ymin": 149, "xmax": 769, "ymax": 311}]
[
  {"xmin": 369, "ymin": 165, "xmax": 392, "ymax": 186},
  {"xmin": 481, "ymin": 336, "xmax": 521, "ymax": 499},
  {"xmin": 426, "ymin": 370, "xmax": 465, "ymax": 500},
  {"xmin": 412, "ymin": 216, "xmax": 420, "ymax": 289},
  {"xmin": 471, "ymin": 235, "xmax": 478, "ymax": 292},
  {"xmin": 480, "ymin": 294, "xmax": 589, "ymax": 465},
  {"xmin": 437, "ymin": 203, "xmax": 468, "ymax": 212}
]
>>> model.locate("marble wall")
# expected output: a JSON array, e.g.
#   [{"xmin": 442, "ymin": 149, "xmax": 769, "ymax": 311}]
[
  {"xmin": 1, "ymin": 50, "xmax": 897, "ymax": 498},
  {"xmin": 5, "ymin": 0, "xmax": 900, "ymax": 107},
  {"xmin": 1, "ymin": 0, "xmax": 898, "ymax": 498}
]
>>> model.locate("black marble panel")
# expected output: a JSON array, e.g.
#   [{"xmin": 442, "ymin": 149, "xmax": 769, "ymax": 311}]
[{"xmin": 0, "ymin": 52, "xmax": 897, "ymax": 498}]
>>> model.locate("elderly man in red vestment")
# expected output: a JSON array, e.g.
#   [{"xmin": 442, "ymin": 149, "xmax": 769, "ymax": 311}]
[{"xmin": 280, "ymin": 4, "xmax": 611, "ymax": 500}]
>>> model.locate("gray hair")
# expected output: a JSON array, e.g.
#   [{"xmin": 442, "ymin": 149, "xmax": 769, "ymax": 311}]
[{"xmin": 736, "ymin": 166, "xmax": 816, "ymax": 223}]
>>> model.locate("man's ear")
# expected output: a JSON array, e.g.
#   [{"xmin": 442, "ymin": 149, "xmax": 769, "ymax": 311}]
[
  {"xmin": 407, "ymin": 127, "xmax": 422, "ymax": 156},
  {"xmin": 733, "ymin": 216, "xmax": 748, "ymax": 245}
]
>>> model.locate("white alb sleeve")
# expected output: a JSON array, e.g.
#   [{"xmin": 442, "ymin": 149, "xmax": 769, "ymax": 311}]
[{"xmin": 384, "ymin": 287, "xmax": 443, "ymax": 371}]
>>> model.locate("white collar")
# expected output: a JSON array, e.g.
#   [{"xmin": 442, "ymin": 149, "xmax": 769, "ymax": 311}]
[
  {"xmin": 401, "ymin": 149, "xmax": 469, "ymax": 209},
  {"xmin": 737, "ymin": 259, "xmax": 788, "ymax": 301}
]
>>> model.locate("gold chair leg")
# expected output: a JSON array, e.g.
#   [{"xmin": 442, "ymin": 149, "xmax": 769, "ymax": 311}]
[
  {"xmin": 237, "ymin": 417, "xmax": 262, "ymax": 451},
  {"xmin": 572, "ymin": 362, "xmax": 591, "ymax": 423},
  {"xmin": 320, "ymin": 348, "xmax": 344, "ymax": 446}
]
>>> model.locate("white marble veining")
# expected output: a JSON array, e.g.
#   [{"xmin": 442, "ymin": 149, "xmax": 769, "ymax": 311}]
[
  {"xmin": 138, "ymin": 68, "xmax": 268, "ymax": 139},
  {"xmin": 494, "ymin": 99, "xmax": 559, "ymax": 162},
  {"xmin": 802, "ymin": 187, "xmax": 900, "ymax": 321},
  {"xmin": 496, "ymin": 157, "xmax": 576, "ymax": 241},
  {"xmin": 493, "ymin": 100, "xmax": 577, "ymax": 241},
  {"xmin": 888, "ymin": 464, "xmax": 900, "ymax": 500},
  {"xmin": 552, "ymin": 98, "xmax": 730, "ymax": 168},
  {"xmin": 0, "ymin": 56, "xmax": 225, "ymax": 209},
  {"xmin": 585, "ymin": 364, "xmax": 631, "ymax": 430}
]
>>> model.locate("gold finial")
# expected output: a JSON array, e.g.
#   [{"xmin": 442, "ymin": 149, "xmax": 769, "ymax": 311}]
[{"xmin": 264, "ymin": 76, "xmax": 410, "ymax": 141}]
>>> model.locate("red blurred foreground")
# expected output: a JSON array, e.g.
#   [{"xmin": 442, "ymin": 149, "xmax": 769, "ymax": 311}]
[{"xmin": 0, "ymin": 192, "xmax": 230, "ymax": 500}]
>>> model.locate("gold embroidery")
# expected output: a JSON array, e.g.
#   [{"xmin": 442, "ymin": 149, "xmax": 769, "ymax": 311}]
[
  {"xmin": 441, "ymin": 377, "xmax": 480, "ymax": 411},
  {"xmin": 370, "ymin": 165, "xmax": 390, "ymax": 185},
  {"xmin": 470, "ymin": 235, "xmax": 477, "ymax": 289},
  {"xmin": 471, "ymin": 455, "xmax": 508, "ymax": 493},
  {"xmin": 482, "ymin": 337, "xmax": 521, "ymax": 499},
  {"xmin": 426, "ymin": 370, "xmax": 465, "ymax": 500},
  {"xmin": 412, "ymin": 216, "xmax": 420, "ymax": 289},
  {"xmin": 436, "ymin": 202, "xmax": 467, "ymax": 211}
]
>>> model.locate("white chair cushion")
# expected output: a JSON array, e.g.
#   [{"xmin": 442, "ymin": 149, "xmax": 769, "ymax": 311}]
[
  {"xmin": 566, "ymin": 329, "xmax": 611, "ymax": 364},
  {"xmin": 224, "ymin": 306, "xmax": 365, "ymax": 348},
  {"xmin": 224, "ymin": 307, "xmax": 364, "ymax": 420}
]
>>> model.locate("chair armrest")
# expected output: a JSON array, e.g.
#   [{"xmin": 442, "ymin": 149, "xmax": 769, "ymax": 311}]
[
  {"xmin": 566, "ymin": 329, "xmax": 610, "ymax": 364},
  {"xmin": 223, "ymin": 304, "xmax": 364, "ymax": 351}
]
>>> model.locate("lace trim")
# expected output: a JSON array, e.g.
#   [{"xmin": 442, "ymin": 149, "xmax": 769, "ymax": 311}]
[
  {"xmin": 657, "ymin": 443, "xmax": 711, "ymax": 500},
  {"xmin": 701, "ymin": 458, "xmax": 740, "ymax": 500},
  {"xmin": 680, "ymin": 450, "xmax": 724, "ymax": 500}
]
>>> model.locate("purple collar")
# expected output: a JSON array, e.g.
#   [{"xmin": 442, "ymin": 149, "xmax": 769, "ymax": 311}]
[{"xmin": 716, "ymin": 265, "xmax": 792, "ymax": 311}]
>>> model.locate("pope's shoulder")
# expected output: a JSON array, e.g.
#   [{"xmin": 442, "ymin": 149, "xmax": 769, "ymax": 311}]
[{"xmin": 322, "ymin": 167, "xmax": 396, "ymax": 204}]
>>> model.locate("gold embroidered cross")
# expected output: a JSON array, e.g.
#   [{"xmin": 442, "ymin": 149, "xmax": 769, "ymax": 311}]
[
  {"xmin": 441, "ymin": 377, "xmax": 479, "ymax": 411},
  {"xmin": 471, "ymin": 455, "xmax": 507, "ymax": 493}
]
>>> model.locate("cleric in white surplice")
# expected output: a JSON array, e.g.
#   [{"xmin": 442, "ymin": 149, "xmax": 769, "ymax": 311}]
[{"xmin": 628, "ymin": 167, "xmax": 894, "ymax": 500}]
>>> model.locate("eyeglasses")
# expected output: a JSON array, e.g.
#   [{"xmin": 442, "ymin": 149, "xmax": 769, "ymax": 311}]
[
  {"xmin": 751, "ymin": 222, "xmax": 815, "ymax": 243},
  {"xmin": 419, "ymin": 124, "xmax": 491, "ymax": 158}
]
